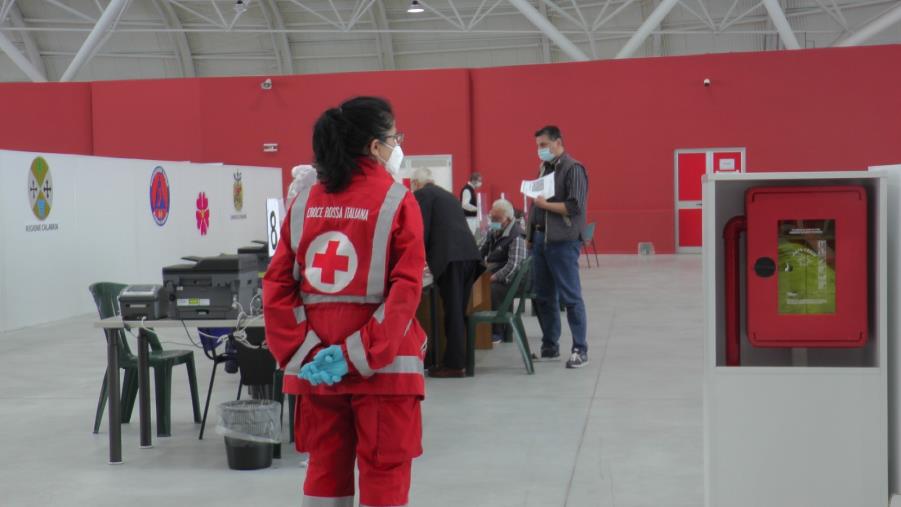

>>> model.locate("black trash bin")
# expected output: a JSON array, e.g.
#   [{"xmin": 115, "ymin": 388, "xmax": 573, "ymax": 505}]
[
  {"xmin": 217, "ymin": 399, "xmax": 281, "ymax": 470},
  {"xmin": 224, "ymin": 436, "xmax": 274, "ymax": 470}
]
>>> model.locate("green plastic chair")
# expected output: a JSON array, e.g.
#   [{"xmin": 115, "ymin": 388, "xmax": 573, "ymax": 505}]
[
  {"xmin": 581, "ymin": 222, "xmax": 599, "ymax": 268},
  {"xmin": 519, "ymin": 256, "xmax": 562, "ymax": 318},
  {"xmin": 466, "ymin": 257, "xmax": 535, "ymax": 376},
  {"xmin": 90, "ymin": 282, "xmax": 201, "ymax": 437}
]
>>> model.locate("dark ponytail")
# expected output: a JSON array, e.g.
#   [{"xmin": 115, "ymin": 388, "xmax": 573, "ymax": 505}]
[{"xmin": 312, "ymin": 96, "xmax": 395, "ymax": 193}]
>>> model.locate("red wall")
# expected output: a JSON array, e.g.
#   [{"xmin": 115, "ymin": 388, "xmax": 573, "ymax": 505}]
[
  {"xmin": 472, "ymin": 45, "xmax": 901, "ymax": 253},
  {"xmin": 2, "ymin": 45, "xmax": 901, "ymax": 253},
  {"xmin": 87, "ymin": 69, "xmax": 471, "ymax": 193},
  {"xmin": 92, "ymin": 78, "xmax": 203, "ymax": 161},
  {"xmin": 0, "ymin": 83, "xmax": 93, "ymax": 155},
  {"xmin": 195, "ymin": 69, "xmax": 471, "ymax": 192}
]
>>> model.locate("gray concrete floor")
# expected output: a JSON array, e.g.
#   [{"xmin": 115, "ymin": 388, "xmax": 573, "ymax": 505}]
[{"xmin": 0, "ymin": 255, "xmax": 703, "ymax": 507}]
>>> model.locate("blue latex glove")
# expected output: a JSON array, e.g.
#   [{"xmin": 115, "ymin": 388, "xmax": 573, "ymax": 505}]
[
  {"xmin": 298, "ymin": 361, "xmax": 321, "ymax": 384},
  {"xmin": 313, "ymin": 345, "xmax": 349, "ymax": 385},
  {"xmin": 298, "ymin": 345, "xmax": 348, "ymax": 386}
]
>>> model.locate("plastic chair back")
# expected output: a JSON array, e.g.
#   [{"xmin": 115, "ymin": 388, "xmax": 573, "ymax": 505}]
[
  {"xmin": 583, "ymin": 222, "xmax": 596, "ymax": 243},
  {"xmin": 89, "ymin": 282, "xmax": 136, "ymax": 362},
  {"xmin": 495, "ymin": 257, "xmax": 533, "ymax": 317}
]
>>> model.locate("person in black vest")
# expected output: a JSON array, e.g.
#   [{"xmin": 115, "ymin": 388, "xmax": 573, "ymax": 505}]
[
  {"xmin": 413, "ymin": 168, "xmax": 485, "ymax": 378},
  {"xmin": 480, "ymin": 198, "xmax": 526, "ymax": 343},
  {"xmin": 527, "ymin": 125, "xmax": 590, "ymax": 369},
  {"xmin": 460, "ymin": 172, "xmax": 482, "ymax": 217}
]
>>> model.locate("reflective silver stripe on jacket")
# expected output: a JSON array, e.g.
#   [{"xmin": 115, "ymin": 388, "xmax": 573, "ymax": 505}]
[
  {"xmin": 345, "ymin": 331, "xmax": 374, "ymax": 378},
  {"xmin": 284, "ymin": 330, "xmax": 321, "ymax": 376},
  {"xmin": 366, "ymin": 182, "xmax": 407, "ymax": 298},
  {"xmin": 294, "ymin": 306, "xmax": 306, "ymax": 325},
  {"xmin": 302, "ymin": 496, "xmax": 354, "ymax": 507},
  {"xmin": 290, "ymin": 186, "xmax": 313, "ymax": 281},
  {"xmin": 372, "ymin": 303, "xmax": 386, "ymax": 324},
  {"xmin": 377, "ymin": 355, "xmax": 424, "ymax": 375},
  {"xmin": 300, "ymin": 292, "xmax": 385, "ymax": 305}
]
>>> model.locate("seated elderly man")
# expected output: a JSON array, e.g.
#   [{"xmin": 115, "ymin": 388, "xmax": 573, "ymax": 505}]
[{"xmin": 480, "ymin": 198, "xmax": 527, "ymax": 343}]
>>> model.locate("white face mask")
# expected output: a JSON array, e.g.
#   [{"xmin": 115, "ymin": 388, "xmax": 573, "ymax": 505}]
[{"xmin": 379, "ymin": 142, "xmax": 404, "ymax": 176}]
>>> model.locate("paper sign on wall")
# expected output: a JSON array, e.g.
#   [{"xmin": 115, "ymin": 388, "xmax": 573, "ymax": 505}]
[{"xmin": 719, "ymin": 158, "xmax": 736, "ymax": 171}]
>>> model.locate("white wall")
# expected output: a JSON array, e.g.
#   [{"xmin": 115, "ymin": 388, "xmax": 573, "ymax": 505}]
[{"xmin": 0, "ymin": 150, "xmax": 282, "ymax": 332}]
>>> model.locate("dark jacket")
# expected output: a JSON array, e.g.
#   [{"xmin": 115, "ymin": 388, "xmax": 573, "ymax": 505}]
[
  {"xmin": 414, "ymin": 183, "xmax": 482, "ymax": 278},
  {"xmin": 526, "ymin": 152, "xmax": 589, "ymax": 243},
  {"xmin": 481, "ymin": 220, "xmax": 524, "ymax": 270},
  {"xmin": 460, "ymin": 183, "xmax": 478, "ymax": 217}
]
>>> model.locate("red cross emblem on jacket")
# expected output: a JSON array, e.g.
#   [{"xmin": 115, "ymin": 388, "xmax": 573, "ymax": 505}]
[{"xmin": 305, "ymin": 231, "xmax": 358, "ymax": 293}]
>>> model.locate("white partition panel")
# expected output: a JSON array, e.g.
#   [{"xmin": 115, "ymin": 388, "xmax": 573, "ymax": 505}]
[
  {"xmin": 869, "ymin": 164, "xmax": 901, "ymax": 505},
  {"xmin": 703, "ymin": 171, "xmax": 888, "ymax": 507},
  {"xmin": 0, "ymin": 150, "xmax": 282, "ymax": 332}
]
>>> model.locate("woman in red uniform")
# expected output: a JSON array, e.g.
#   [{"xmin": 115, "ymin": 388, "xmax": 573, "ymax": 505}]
[{"xmin": 263, "ymin": 96, "xmax": 426, "ymax": 507}]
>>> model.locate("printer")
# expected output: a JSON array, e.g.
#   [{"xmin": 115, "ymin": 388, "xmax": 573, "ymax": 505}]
[
  {"xmin": 237, "ymin": 240, "xmax": 271, "ymax": 279},
  {"xmin": 119, "ymin": 284, "xmax": 169, "ymax": 320},
  {"xmin": 162, "ymin": 255, "xmax": 257, "ymax": 319}
]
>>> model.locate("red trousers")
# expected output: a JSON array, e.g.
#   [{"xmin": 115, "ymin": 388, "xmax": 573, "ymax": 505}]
[{"xmin": 296, "ymin": 394, "xmax": 422, "ymax": 507}]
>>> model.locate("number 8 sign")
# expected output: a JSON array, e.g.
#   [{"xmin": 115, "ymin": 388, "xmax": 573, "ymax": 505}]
[{"xmin": 266, "ymin": 198, "xmax": 284, "ymax": 257}]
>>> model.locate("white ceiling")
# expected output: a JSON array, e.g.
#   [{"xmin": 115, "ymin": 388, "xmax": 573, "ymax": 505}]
[{"xmin": 0, "ymin": 0, "xmax": 900, "ymax": 82}]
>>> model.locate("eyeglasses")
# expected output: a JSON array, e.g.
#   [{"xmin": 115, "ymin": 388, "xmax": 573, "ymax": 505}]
[{"xmin": 384, "ymin": 133, "xmax": 405, "ymax": 146}]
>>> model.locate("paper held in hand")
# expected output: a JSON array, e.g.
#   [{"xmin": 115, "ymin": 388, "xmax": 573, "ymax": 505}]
[{"xmin": 520, "ymin": 174, "xmax": 555, "ymax": 199}]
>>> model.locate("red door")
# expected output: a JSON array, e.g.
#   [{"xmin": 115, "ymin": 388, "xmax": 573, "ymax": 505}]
[{"xmin": 675, "ymin": 149, "xmax": 745, "ymax": 252}]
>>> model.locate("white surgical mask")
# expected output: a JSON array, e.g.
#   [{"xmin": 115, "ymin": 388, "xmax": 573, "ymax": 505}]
[{"xmin": 379, "ymin": 142, "xmax": 404, "ymax": 176}]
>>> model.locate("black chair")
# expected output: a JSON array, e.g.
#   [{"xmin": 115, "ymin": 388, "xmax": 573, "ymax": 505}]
[
  {"xmin": 271, "ymin": 369, "xmax": 297, "ymax": 459},
  {"xmin": 197, "ymin": 329, "xmax": 237, "ymax": 440},
  {"xmin": 198, "ymin": 328, "xmax": 277, "ymax": 440}
]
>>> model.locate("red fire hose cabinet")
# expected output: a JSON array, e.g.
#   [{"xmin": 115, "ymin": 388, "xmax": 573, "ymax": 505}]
[{"xmin": 724, "ymin": 186, "xmax": 868, "ymax": 366}]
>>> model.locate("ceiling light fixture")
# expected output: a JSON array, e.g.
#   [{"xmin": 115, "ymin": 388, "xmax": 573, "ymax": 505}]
[{"xmin": 407, "ymin": 0, "xmax": 424, "ymax": 13}]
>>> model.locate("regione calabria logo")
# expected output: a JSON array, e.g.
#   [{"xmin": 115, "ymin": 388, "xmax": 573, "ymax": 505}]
[{"xmin": 28, "ymin": 156, "xmax": 53, "ymax": 221}]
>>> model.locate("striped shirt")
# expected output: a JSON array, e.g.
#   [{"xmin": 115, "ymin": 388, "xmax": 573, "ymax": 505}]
[{"xmin": 494, "ymin": 235, "xmax": 527, "ymax": 284}]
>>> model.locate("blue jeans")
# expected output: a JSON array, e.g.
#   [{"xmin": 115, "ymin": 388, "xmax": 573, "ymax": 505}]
[{"xmin": 531, "ymin": 231, "xmax": 588, "ymax": 354}]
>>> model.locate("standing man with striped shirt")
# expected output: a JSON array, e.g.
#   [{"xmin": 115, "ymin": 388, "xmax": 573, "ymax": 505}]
[{"xmin": 526, "ymin": 125, "xmax": 590, "ymax": 369}]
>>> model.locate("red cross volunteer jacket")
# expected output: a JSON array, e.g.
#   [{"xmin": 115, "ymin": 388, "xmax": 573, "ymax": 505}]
[{"xmin": 263, "ymin": 158, "xmax": 427, "ymax": 397}]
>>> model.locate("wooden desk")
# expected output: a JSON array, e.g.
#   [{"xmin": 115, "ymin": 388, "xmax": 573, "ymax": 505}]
[{"xmin": 417, "ymin": 272, "xmax": 493, "ymax": 369}]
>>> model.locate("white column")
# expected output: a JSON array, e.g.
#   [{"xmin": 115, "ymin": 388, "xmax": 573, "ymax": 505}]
[
  {"xmin": 507, "ymin": 0, "xmax": 589, "ymax": 61},
  {"xmin": 615, "ymin": 0, "xmax": 679, "ymax": 59},
  {"xmin": 0, "ymin": 30, "xmax": 47, "ymax": 82},
  {"xmin": 761, "ymin": 0, "xmax": 801, "ymax": 50},
  {"xmin": 60, "ymin": 0, "xmax": 130, "ymax": 82},
  {"xmin": 835, "ymin": 3, "xmax": 901, "ymax": 47}
]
